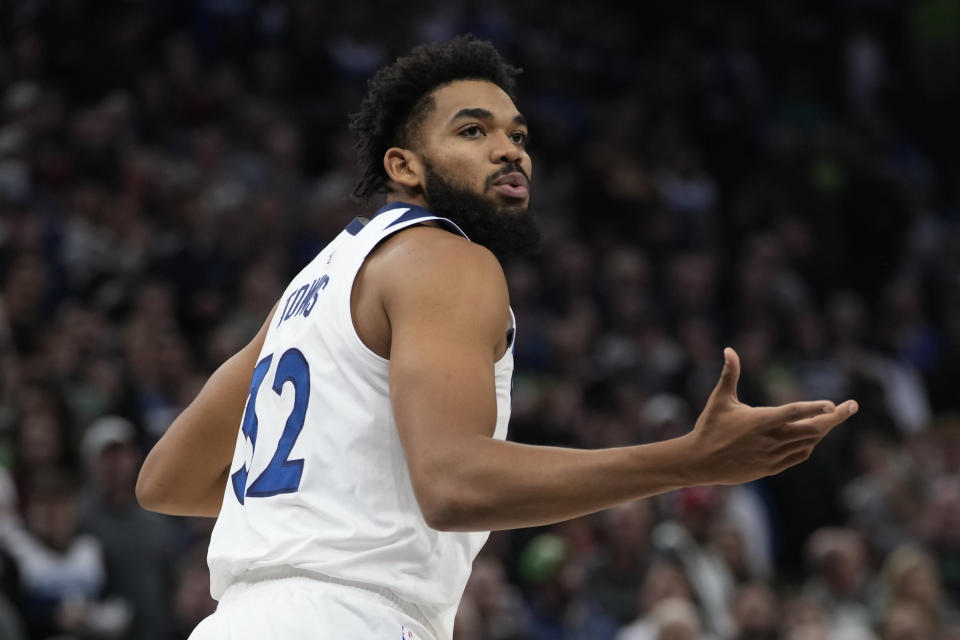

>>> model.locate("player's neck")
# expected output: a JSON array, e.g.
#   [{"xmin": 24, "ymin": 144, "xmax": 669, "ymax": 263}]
[{"xmin": 385, "ymin": 190, "xmax": 430, "ymax": 211}]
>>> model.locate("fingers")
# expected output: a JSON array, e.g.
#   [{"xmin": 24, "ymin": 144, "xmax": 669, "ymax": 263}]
[
  {"xmin": 761, "ymin": 400, "xmax": 859, "ymax": 445},
  {"xmin": 839, "ymin": 400, "xmax": 859, "ymax": 415},
  {"xmin": 710, "ymin": 347, "xmax": 741, "ymax": 402},
  {"xmin": 755, "ymin": 400, "xmax": 838, "ymax": 425},
  {"xmin": 770, "ymin": 399, "xmax": 860, "ymax": 461},
  {"xmin": 789, "ymin": 400, "xmax": 859, "ymax": 432},
  {"xmin": 820, "ymin": 400, "xmax": 860, "ymax": 434}
]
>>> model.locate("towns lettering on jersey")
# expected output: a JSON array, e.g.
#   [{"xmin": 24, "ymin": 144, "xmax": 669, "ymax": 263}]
[{"xmin": 276, "ymin": 274, "xmax": 330, "ymax": 327}]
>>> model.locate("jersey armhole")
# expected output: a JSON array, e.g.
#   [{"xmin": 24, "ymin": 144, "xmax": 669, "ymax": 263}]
[
  {"xmin": 344, "ymin": 268, "xmax": 391, "ymax": 372},
  {"xmin": 339, "ymin": 216, "xmax": 467, "ymax": 373}
]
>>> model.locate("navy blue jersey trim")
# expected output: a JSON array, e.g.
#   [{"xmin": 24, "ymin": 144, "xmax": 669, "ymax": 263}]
[
  {"xmin": 374, "ymin": 201, "xmax": 422, "ymax": 218},
  {"xmin": 344, "ymin": 202, "xmax": 420, "ymax": 236},
  {"xmin": 348, "ymin": 201, "xmax": 469, "ymax": 239},
  {"xmin": 345, "ymin": 217, "xmax": 366, "ymax": 236},
  {"xmin": 381, "ymin": 202, "xmax": 468, "ymax": 239}
]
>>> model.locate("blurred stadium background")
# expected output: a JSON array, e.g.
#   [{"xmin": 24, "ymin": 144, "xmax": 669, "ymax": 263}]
[{"xmin": 1, "ymin": 0, "xmax": 959, "ymax": 638}]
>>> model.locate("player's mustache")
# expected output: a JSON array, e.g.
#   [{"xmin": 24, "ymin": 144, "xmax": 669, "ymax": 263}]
[{"xmin": 485, "ymin": 163, "xmax": 529, "ymax": 188}]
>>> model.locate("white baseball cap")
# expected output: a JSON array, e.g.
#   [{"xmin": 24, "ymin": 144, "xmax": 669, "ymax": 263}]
[{"xmin": 81, "ymin": 415, "xmax": 137, "ymax": 464}]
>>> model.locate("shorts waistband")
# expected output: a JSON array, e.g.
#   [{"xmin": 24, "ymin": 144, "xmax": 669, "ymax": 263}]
[{"xmin": 224, "ymin": 567, "xmax": 434, "ymax": 633}]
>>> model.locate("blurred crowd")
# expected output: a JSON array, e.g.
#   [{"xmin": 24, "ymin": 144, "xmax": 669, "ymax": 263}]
[{"xmin": 0, "ymin": 0, "xmax": 959, "ymax": 639}]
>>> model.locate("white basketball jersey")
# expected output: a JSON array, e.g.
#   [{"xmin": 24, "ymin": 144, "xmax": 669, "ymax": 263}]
[{"xmin": 207, "ymin": 202, "xmax": 515, "ymax": 638}]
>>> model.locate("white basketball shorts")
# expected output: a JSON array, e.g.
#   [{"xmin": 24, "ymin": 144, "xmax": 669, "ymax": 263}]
[{"xmin": 188, "ymin": 574, "xmax": 438, "ymax": 640}]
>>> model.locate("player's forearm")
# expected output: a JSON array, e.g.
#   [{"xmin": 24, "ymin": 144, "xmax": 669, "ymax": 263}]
[{"xmin": 417, "ymin": 434, "xmax": 700, "ymax": 531}]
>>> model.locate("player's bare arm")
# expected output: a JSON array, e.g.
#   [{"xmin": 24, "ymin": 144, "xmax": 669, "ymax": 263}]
[
  {"xmin": 381, "ymin": 232, "xmax": 858, "ymax": 532},
  {"xmin": 136, "ymin": 302, "xmax": 278, "ymax": 517}
]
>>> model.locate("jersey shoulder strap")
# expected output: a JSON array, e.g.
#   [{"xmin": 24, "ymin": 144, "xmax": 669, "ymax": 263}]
[{"xmin": 344, "ymin": 202, "xmax": 468, "ymax": 255}]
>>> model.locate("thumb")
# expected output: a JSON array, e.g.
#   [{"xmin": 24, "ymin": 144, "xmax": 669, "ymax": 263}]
[{"xmin": 712, "ymin": 347, "xmax": 740, "ymax": 401}]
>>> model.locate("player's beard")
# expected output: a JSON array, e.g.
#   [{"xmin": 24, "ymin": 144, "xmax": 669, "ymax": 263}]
[{"xmin": 421, "ymin": 160, "xmax": 540, "ymax": 262}]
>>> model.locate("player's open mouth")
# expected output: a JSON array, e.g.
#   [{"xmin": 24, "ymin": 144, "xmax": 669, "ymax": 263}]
[{"xmin": 491, "ymin": 172, "xmax": 529, "ymax": 198}]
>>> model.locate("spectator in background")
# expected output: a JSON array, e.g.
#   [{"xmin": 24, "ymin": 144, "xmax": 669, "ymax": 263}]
[
  {"xmin": 802, "ymin": 527, "xmax": 875, "ymax": 633},
  {"xmin": 79, "ymin": 415, "xmax": 177, "ymax": 640},
  {"xmin": 917, "ymin": 475, "xmax": 960, "ymax": 598},
  {"xmin": 729, "ymin": 582, "xmax": 778, "ymax": 640},
  {"xmin": 520, "ymin": 533, "xmax": 619, "ymax": 640},
  {"xmin": 122, "ymin": 281, "xmax": 196, "ymax": 443},
  {"xmin": 454, "ymin": 595, "xmax": 484, "ymax": 640},
  {"xmin": 617, "ymin": 559, "xmax": 698, "ymax": 640},
  {"xmin": 47, "ymin": 303, "xmax": 131, "ymax": 428},
  {"xmin": 779, "ymin": 594, "xmax": 832, "ymax": 640},
  {"xmin": 459, "ymin": 555, "xmax": 527, "ymax": 640},
  {"xmin": 2, "ymin": 469, "xmax": 131, "ymax": 638},
  {"xmin": 584, "ymin": 501, "xmax": 655, "ymax": 624},
  {"xmin": 9, "ymin": 387, "xmax": 78, "ymax": 509},
  {"xmin": 170, "ymin": 544, "xmax": 217, "ymax": 640},
  {"xmin": 649, "ymin": 598, "xmax": 705, "ymax": 640},
  {"xmin": 652, "ymin": 487, "xmax": 735, "ymax": 637},
  {"xmin": 1, "ymin": 254, "xmax": 52, "ymax": 357},
  {"xmin": 843, "ymin": 431, "xmax": 922, "ymax": 559},
  {"xmin": 711, "ymin": 520, "xmax": 754, "ymax": 587},
  {"xmin": 880, "ymin": 600, "xmax": 935, "ymax": 640},
  {"xmin": 875, "ymin": 544, "xmax": 957, "ymax": 636}
]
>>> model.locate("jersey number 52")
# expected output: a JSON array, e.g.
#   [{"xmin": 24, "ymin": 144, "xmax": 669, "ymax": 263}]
[{"xmin": 231, "ymin": 349, "xmax": 310, "ymax": 504}]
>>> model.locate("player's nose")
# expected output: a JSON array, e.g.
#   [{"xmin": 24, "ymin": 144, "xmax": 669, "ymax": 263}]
[{"xmin": 490, "ymin": 131, "xmax": 525, "ymax": 164}]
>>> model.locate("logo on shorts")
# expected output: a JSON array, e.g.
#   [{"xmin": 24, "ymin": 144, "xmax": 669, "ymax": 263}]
[{"xmin": 401, "ymin": 625, "xmax": 414, "ymax": 639}]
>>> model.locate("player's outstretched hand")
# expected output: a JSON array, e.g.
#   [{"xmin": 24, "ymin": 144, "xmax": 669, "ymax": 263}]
[{"xmin": 686, "ymin": 347, "xmax": 858, "ymax": 486}]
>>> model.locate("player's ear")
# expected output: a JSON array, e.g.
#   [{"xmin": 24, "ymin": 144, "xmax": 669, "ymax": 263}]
[{"xmin": 383, "ymin": 148, "xmax": 424, "ymax": 191}]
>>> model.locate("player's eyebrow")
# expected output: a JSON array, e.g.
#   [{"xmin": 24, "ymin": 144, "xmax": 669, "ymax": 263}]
[{"xmin": 450, "ymin": 108, "xmax": 527, "ymax": 127}]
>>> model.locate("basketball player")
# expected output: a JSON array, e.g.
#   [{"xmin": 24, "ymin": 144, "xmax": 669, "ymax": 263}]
[{"xmin": 136, "ymin": 37, "xmax": 858, "ymax": 639}]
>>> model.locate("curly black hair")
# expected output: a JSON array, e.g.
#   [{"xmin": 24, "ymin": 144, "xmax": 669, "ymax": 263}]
[{"xmin": 348, "ymin": 35, "xmax": 522, "ymax": 200}]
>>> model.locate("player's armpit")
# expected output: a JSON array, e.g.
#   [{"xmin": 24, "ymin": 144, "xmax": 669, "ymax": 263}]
[{"xmin": 136, "ymin": 302, "xmax": 278, "ymax": 517}]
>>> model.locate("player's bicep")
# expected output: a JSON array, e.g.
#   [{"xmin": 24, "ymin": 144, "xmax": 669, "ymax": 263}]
[{"xmin": 389, "ymin": 323, "xmax": 498, "ymax": 456}]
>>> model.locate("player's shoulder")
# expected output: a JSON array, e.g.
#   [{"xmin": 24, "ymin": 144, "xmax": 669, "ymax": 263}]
[
  {"xmin": 367, "ymin": 224, "xmax": 507, "ymax": 309},
  {"xmin": 370, "ymin": 224, "xmax": 504, "ymax": 284}
]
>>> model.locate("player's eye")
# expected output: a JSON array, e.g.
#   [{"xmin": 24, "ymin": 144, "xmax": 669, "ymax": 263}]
[
  {"xmin": 459, "ymin": 125, "xmax": 485, "ymax": 138},
  {"xmin": 511, "ymin": 130, "xmax": 529, "ymax": 146}
]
